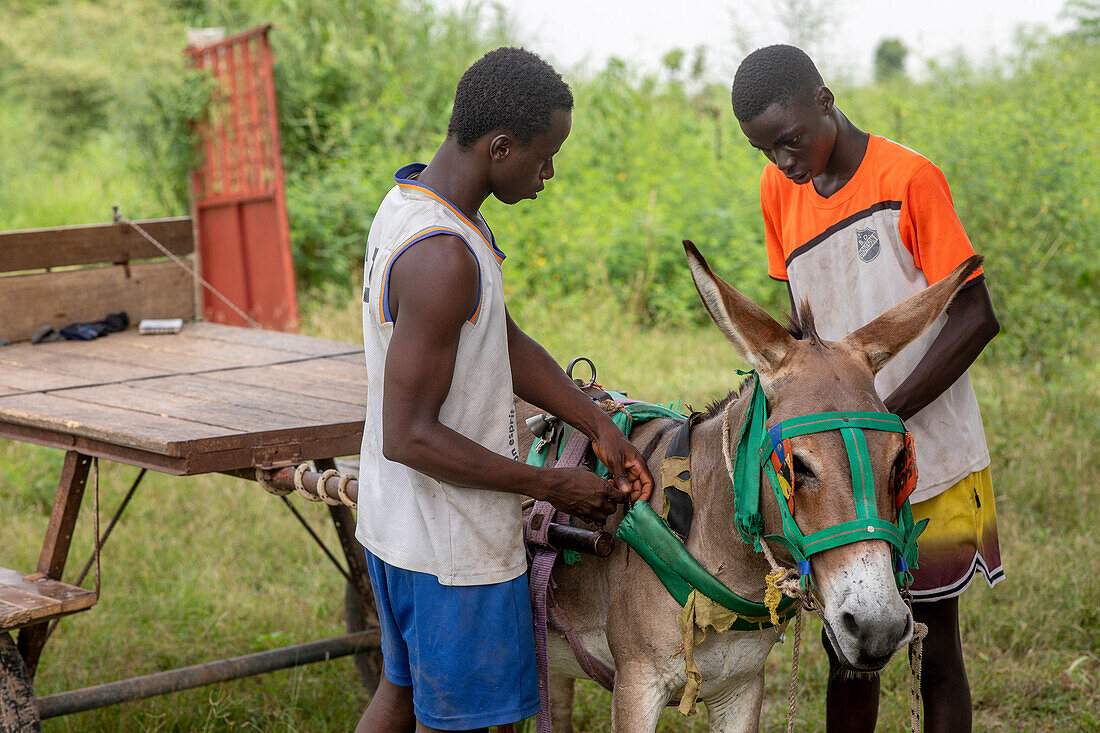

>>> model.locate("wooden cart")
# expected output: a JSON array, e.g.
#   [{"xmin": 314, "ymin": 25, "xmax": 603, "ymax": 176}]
[{"xmin": 0, "ymin": 218, "xmax": 381, "ymax": 730}]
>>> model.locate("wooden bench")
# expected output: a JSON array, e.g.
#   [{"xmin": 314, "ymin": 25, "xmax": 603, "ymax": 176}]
[
  {"xmin": 0, "ymin": 569, "xmax": 97, "ymax": 633},
  {"xmin": 0, "ymin": 216, "xmax": 197, "ymax": 343}
]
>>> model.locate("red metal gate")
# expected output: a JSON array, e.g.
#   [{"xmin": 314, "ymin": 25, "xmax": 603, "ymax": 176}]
[{"xmin": 187, "ymin": 25, "xmax": 299, "ymax": 331}]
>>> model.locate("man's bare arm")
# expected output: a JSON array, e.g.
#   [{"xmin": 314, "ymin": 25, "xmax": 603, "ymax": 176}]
[
  {"xmin": 505, "ymin": 311, "xmax": 655, "ymax": 502},
  {"xmin": 381, "ymin": 235, "xmax": 622, "ymax": 522},
  {"xmin": 882, "ymin": 280, "xmax": 999, "ymax": 421}
]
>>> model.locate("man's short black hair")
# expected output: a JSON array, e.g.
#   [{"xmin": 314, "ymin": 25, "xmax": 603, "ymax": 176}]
[
  {"xmin": 448, "ymin": 47, "xmax": 574, "ymax": 149},
  {"xmin": 731, "ymin": 45, "xmax": 824, "ymax": 123}
]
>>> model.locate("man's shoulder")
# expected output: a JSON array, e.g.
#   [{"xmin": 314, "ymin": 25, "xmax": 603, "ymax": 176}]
[
  {"xmin": 867, "ymin": 135, "xmax": 939, "ymax": 186},
  {"xmin": 370, "ymin": 187, "xmax": 468, "ymax": 249}
]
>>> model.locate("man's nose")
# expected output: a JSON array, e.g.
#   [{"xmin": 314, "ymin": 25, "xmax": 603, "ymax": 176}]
[
  {"xmin": 542, "ymin": 161, "xmax": 555, "ymax": 180},
  {"xmin": 775, "ymin": 150, "xmax": 795, "ymax": 173}
]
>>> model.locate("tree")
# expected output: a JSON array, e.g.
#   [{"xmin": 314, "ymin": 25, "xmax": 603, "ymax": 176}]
[
  {"xmin": 874, "ymin": 38, "xmax": 908, "ymax": 83},
  {"xmin": 1062, "ymin": 0, "xmax": 1100, "ymax": 40},
  {"xmin": 776, "ymin": 0, "xmax": 838, "ymax": 62}
]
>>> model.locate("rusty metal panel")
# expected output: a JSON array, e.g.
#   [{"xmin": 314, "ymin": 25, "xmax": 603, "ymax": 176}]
[{"xmin": 188, "ymin": 26, "xmax": 299, "ymax": 332}]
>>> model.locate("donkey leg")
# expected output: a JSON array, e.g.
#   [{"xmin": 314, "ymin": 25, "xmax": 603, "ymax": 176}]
[
  {"xmin": 549, "ymin": 674, "xmax": 575, "ymax": 733},
  {"xmin": 703, "ymin": 671, "xmax": 766, "ymax": 733},
  {"xmin": 609, "ymin": 665, "xmax": 671, "ymax": 732}
]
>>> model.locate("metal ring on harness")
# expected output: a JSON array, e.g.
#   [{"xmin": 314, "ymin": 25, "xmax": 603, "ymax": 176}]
[
  {"xmin": 315, "ymin": 469, "xmax": 342, "ymax": 505},
  {"xmin": 566, "ymin": 356, "xmax": 597, "ymax": 388}
]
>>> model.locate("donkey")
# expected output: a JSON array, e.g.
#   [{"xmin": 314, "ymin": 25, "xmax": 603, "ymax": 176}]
[{"xmin": 518, "ymin": 242, "xmax": 982, "ymax": 731}]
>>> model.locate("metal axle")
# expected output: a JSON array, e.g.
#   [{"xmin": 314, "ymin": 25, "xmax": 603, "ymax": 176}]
[{"xmin": 36, "ymin": 631, "xmax": 379, "ymax": 719}]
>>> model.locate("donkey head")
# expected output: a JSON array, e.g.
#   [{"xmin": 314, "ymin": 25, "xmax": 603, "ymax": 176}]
[{"xmin": 684, "ymin": 240, "xmax": 981, "ymax": 670}]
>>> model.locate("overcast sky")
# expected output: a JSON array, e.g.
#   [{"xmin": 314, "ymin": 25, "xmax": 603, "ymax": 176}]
[{"xmin": 435, "ymin": 0, "xmax": 1071, "ymax": 83}]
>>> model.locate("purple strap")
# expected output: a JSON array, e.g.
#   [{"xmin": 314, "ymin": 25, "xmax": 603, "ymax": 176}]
[
  {"xmin": 548, "ymin": 603, "xmax": 616, "ymax": 690},
  {"xmin": 527, "ymin": 410, "xmax": 643, "ymax": 733},
  {"xmin": 530, "ymin": 546, "xmax": 558, "ymax": 733},
  {"xmin": 556, "ymin": 428, "xmax": 591, "ymax": 470}
]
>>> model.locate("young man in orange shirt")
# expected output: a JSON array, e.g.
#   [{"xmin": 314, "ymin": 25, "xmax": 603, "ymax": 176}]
[{"xmin": 731, "ymin": 45, "xmax": 1003, "ymax": 731}]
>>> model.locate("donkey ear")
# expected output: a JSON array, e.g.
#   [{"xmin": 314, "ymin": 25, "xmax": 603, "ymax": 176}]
[
  {"xmin": 683, "ymin": 240, "xmax": 796, "ymax": 379},
  {"xmin": 842, "ymin": 255, "xmax": 984, "ymax": 373}
]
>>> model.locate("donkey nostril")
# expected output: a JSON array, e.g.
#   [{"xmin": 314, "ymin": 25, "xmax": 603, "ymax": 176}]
[{"xmin": 842, "ymin": 611, "xmax": 859, "ymax": 637}]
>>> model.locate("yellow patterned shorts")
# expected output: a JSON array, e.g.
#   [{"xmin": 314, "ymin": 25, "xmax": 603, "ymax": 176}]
[{"xmin": 909, "ymin": 467, "xmax": 1004, "ymax": 601}]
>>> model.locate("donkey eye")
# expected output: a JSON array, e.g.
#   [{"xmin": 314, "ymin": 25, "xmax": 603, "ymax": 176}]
[{"xmin": 791, "ymin": 454, "xmax": 815, "ymax": 483}]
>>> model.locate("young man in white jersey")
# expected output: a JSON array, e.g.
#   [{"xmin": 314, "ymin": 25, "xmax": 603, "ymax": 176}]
[
  {"xmin": 355, "ymin": 47, "xmax": 654, "ymax": 732},
  {"xmin": 731, "ymin": 45, "xmax": 1002, "ymax": 732}
]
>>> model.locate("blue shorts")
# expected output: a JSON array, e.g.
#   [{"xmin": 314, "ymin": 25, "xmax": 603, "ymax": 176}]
[{"xmin": 364, "ymin": 548, "xmax": 540, "ymax": 730}]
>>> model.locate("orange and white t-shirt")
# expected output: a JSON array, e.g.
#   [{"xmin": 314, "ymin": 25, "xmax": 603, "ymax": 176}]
[{"xmin": 760, "ymin": 135, "xmax": 990, "ymax": 503}]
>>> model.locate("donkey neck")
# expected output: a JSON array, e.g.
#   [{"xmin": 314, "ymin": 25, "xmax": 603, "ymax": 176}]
[{"xmin": 681, "ymin": 386, "xmax": 772, "ymax": 601}]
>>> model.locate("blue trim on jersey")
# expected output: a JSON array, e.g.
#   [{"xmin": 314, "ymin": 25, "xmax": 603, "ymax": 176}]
[{"xmin": 380, "ymin": 229, "xmax": 482, "ymax": 324}]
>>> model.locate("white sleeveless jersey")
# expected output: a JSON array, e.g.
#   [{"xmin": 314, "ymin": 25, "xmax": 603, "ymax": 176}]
[{"xmin": 356, "ymin": 164, "xmax": 523, "ymax": 586}]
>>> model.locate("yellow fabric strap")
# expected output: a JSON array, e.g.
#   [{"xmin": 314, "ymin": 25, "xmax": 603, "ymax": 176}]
[
  {"xmin": 660, "ymin": 454, "xmax": 692, "ymax": 520},
  {"xmin": 675, "ymin": 590, "xmax": 767, "ymax": 715}
]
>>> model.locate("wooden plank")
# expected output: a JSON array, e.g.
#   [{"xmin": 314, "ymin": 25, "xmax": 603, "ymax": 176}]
[
  {"xmin": 180, "ymin": 321, "xmax": 361, "ymax": 357},
  {"xmin": 0, "ymin": 331, "xmax": 362, "ymax": 396},
  {"xmin": 133, "ymin": 374, "xmax": 367, "ymax": 423},
  {"xmin": 203, "ymin": 362, "xmax": 366, "ymax": 405},
  {"xmin": 0, "ymin": 261, "xmax": 195, "ymax": 343},
  {"xmin": 0, "ymin": 364, "xmax": 95, "ymax": 394},
  {"xmin": 0, "ymin": 570, "xmax": 97, "ymax": 613},
  {"xmin": 0, "ymin": 218, "xmax": 193, "ymax": 273},
  {"xmin": 0, "ymin": 346, "xmax": 169, "ymax": 386},
  {"xmin": 96, "ymin": 329, "xmax": 353, "ymax": 370},
  {"xmin": 22, "ymin": 338, "xmax": 267, "ymax": 376},
  {"xmin": 0, "ymin": 588, "xmax": 57, "ymax": 618},
  {"xmin": 180, "ymin": 421, "xmax": 365, "ymax": 474},
  {"xmin": 53, "ymin": 382, "xmax": 340, "ymax": 434},
  {"xmin": 265, "ymin": 356, "xmax": 367, "ymax": 385},
  {"xmin": 0, "ymin": 392, "xmax": 238, "ymax": 455}
]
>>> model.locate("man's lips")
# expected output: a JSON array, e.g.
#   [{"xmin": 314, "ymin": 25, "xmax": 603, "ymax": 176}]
[{"xmin": 788, "ymin": 171, "xmax": 812, "ymax": 184}]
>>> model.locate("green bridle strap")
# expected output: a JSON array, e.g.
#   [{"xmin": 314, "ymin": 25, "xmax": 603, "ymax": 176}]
[
  {"xmin": 770, "ymin": 412, "xmax": 909, "ymax": 438},
  {"xmin": 734, "ymin": 372, "xmax": 928, "ymax": 590},
  {"xmin": 732, "ymin": 372, "xmax": 768, "ymax": 550}
]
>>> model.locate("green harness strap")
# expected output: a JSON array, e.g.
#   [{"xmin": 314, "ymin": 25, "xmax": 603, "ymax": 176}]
[
  {"xmin": 527, "ymin": 394, "xmax": 795, "ymax": 628},
  {"xmin": 617, "ymin": 501, "xmax": 797, "ymax": 630},
  {"xmin": 752, "ymin": 389, "xmax": 930, "ymax": 589}
]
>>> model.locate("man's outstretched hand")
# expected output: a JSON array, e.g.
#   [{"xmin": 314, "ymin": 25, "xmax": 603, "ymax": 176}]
[{"xmin": 590, "ymin": 427, "xmax": 655, "ymax": 504}]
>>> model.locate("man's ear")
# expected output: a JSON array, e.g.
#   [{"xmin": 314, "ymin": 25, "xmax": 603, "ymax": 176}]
[
  {"xmin": 489, "ymin": 133, "xmax": 511, "ymax": 162},
  {"xmin": 816, "ymin": 86, "xmax": 834, "ymax": 115}
]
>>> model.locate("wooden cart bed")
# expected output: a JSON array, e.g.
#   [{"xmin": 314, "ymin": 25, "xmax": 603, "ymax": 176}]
[{"xmin": 0, "ymin": 322, "xmax": 366, "ymax": 475}]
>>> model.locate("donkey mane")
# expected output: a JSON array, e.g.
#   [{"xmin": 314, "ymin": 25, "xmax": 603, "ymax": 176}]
[
  {"xmin": 702, "ymin": 374, "xmax": 753, "ymax": 420},
  {"xmin": 786, "ymin": 300, "xmax": 821, "ymax": 344}
]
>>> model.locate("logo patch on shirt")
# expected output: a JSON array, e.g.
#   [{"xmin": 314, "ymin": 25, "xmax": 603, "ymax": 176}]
[{"xmin": 856, "ymin": 227, "xmax": 881, "ymax": 263}]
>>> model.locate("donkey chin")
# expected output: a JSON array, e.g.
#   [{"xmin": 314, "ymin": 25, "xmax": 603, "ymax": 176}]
[{"xmin": 815, "ymin": 542, "xmax": 914, "ymax": 673}]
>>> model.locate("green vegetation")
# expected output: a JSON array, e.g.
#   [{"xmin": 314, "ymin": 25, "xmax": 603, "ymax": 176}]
[
  {"xmin": 1, "ymin": 0, "xmax": 1096, "ymax": 370},
  {"xmin": 0, "ymin": 0, "xmax": 1097, "ymax": 730}
]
